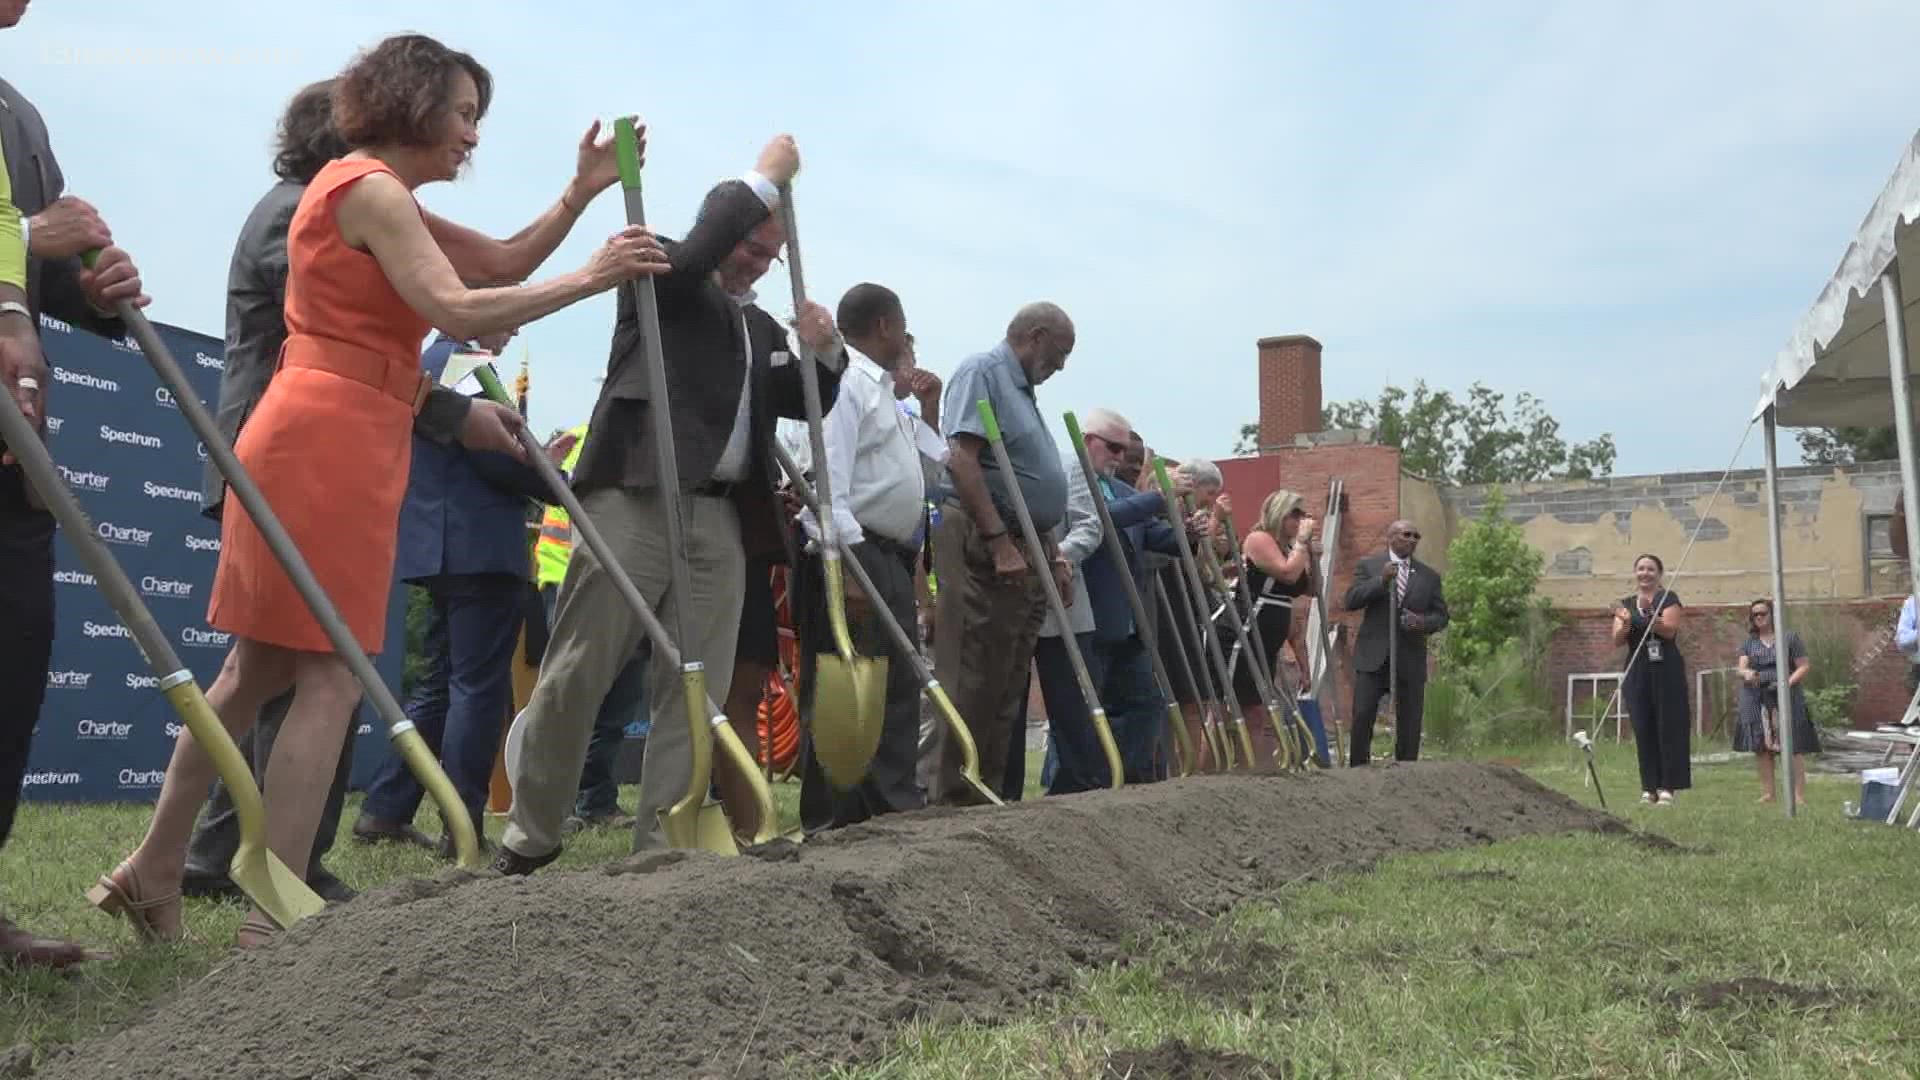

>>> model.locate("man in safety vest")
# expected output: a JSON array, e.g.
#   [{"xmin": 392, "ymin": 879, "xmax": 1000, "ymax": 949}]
[{"xmin": 537, "ymin": 424, "xmax": 648, "ymax": 832}]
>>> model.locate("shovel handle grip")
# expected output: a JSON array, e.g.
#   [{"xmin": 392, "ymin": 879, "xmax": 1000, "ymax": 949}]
[
  {"xmin": 615, "ymin": 117, "xmax": 643, "ymax": 191},
  {"xmin": 1062, "ymin": 410, "xmax": 1084, "ymax": 445},
  {"xmin": 977, "ymin": 398, "xmax": 1002, "ymax": 443}
]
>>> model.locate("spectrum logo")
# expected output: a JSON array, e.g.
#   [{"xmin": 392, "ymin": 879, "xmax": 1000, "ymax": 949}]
[
  {"xmin": 100, "ymin": 424, "xmax": 163, "ymax": 449},
  {"xmin": 57, "ymin": 464, "xmax": 109, "ymax": 491},
  {"xmin": 195, "ymin": 350, "xmax": 224, "ymax": 371},
  {"xmin": 83, "ymin": 620, "xmax": 130, "ymax": 639},
  {"xmin": 21, "ymin": 770, "xmax": 82, "ymax": 787},
  {"xmin": 38, "ymin": 313, "xmax": 72, "ymax": 334},
  {"xmin": 78, "ymin": 718, "xmax": 133, "ymax": 740},
  {"xmin": 97, "ymin": 521, "xmax": 152, "ymax": 546},
  {"xmin": 180, "ymin": 626, "xmax": 231, "ymax": 649},
  {"xmin": 185, "ymin": 534, "xmax": 220, "ymax": 553},
  {"xmin": 140, "ymin": 575, "xmax": 193, "ymax": 599},
  {"xmin": 54, "ymin": 569, "xmax": 96, "ymax": 587},
  {"xmin": 143, "ymin": 480, "xmax": 199, "ymax": 504},
  {"xmin": 53, "ymin": 366, "xmax": 117, "ymax": 392},
  {"xmin": 46, "ymin": 669, "xmax": 92, "ymax": 690},
  {"xmin": 165, "ymin": 721, "xmax": 183, "ymax": 738},
  {"xmin": 127, "ymin": 672, "xmax": 160, "ymax": 690}
]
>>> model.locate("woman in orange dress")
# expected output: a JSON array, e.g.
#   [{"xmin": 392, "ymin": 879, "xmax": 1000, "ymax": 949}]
[{"xmin": 87, "ymin": 33, "xmax": 669, "ymax": 948}]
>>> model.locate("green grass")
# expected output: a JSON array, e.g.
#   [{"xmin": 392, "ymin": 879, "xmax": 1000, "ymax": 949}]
[
  {"xmin": 7, "ymin": 744, "xmax": 1920, "ymax": 1079},
  {"xmin": 822, "ymin": 744, "xmax": 1920, "ymax": 1080}
]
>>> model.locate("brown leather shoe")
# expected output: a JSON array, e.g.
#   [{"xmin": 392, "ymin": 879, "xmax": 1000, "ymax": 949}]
[{"xmin": 0, "ymin": 914, "xmax": 109, "ymax": 969}]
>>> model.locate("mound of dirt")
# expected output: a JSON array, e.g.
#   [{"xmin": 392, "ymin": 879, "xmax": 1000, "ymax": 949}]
[
  {"xmin": 37, "ymin": 763, "xmax": 1612, "ymax": 1080},
  {"xmin": 1103, "ymin": 1039, "xmax": 1283, "ymax": 1078}
]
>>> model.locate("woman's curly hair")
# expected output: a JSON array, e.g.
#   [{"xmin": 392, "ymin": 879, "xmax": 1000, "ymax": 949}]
[
  {"xmin": 331, "ymin": 34, "xmax": 492, "ymax": 150},
  {"xmin": 272, "ymin": 79, "xmax": 348, "ymax": 183}
]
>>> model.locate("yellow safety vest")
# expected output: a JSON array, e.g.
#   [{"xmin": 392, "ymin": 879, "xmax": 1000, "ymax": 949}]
[{"xmin": 535, "ymin": 424, "xmax": 589, "ymax": 588}]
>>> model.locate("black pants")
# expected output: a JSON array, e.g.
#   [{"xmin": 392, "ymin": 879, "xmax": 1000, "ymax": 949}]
[
  {"xmin": 796, "ymin": 537, "xmax": 928, "ymax": 832},
  {"xmin": 184, "ymin": 688, "xmax": 357, "ymax": 883},
  {"xmin": 1350, "ymin": 665, "xmax": 1426, "ymax": 765},
  {"xmin": 0, "ymin": 487, "xmax": 54, "ymax": 853}
]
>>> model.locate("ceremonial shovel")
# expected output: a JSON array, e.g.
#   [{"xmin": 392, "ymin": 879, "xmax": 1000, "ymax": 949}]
[
  {"xmin": 977, "ymin": 398, "xmax": 1122, "ymax": 789},
  {"xmin": 774, "ymin": 182, "xmax": 887, "ymax": 788},
  {"xmin": 79, "ymin": 251, "xmax": 482, "ymax": 877},
  {"xmin": 1153, "ymin": 458, "xmax": 1257, "ymax": 768},
  {"xmin": 1572, "ymin": 729, "xmax": 1607, "ymax": 809},
  {"xmin": 0, "ymin": 344, "xmax": 325, "ymax": 930},
  {"xmin": 772, "ymin": 443, "xmax": 1002, "ymax": 805}
]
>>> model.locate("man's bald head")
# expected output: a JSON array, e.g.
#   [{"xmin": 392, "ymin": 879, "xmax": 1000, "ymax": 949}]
[
  {"xmin": 1387, "ymin": 519, "xmax": 1421, "ymax": 559},
  {"xmin": 1005, "ymin": 301, "xmax": 1075, "ymax": 385}
]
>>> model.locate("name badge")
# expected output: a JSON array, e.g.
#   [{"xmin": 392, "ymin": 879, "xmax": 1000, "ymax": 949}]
[
  {"xmin": 1647, "ymin": 639, "xmax": 1664, "ymax": 663},
  {"xmin": 771, "ymin": 350, "xmax": 791, "ymax": 368}
]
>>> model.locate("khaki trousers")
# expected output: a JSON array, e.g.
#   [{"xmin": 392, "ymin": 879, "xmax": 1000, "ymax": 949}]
[{"xmin": 502, "ymin": 488, "xmax": 745, "ymax": 856}]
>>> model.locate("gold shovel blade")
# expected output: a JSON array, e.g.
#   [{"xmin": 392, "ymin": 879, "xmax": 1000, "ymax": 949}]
[{"xmin": 810, "ymin": 652, "xmax": 889, "ymax": 788}]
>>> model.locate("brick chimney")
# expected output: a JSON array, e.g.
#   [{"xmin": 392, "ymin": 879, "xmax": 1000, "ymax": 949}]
[{"xmin": 1257, "ymin": 334, "xmax": 1323, "ymax": 452}]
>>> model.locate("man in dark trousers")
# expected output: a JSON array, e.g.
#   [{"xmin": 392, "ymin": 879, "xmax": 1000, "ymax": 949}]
[
  {"xmin": 500, "ymin": 134, "xmax": 845, "ymax": 870},
  {"xmin": 351, "ymin": 333, "xmax": 545, "ymax": 859},
  {"xmin": 183, "ymin": 79, "xmax": 357, "ymax": 904},
  {"xmin": 792, "ymin": 282, "xmax": 945, "ymax": 832},
  {"xmin": 0, "ymin": 0, "xmax": 146, "ymax": 966},
  {"xmin": 1344, "ymin": 519, "xmax": 1449, "ymax": 765}
]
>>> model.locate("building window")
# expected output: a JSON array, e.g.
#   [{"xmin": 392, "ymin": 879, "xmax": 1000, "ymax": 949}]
[{"xmin": 1867, "ymin": 513, "xmax": 1906, "ymax": 596}]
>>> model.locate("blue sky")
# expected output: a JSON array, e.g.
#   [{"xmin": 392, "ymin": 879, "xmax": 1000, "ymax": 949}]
[{"xmin": 9, "ymin": 1, "xmax": 1920, "ymax": 475}]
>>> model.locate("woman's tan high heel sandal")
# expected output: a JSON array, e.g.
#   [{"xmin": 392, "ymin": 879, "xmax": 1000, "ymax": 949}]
[{"xmin": 85, "ymin": 861, "xmax": 182, "ymax": 944}]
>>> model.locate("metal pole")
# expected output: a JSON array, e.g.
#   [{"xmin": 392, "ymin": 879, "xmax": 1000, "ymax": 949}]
[
  {"xmin": 1761, "ymin": 406, "xmax": 1796, "ymax": 818},
  {"xmin": 1879, "ymin": 267, "xmax": 1920, "ymax": 825}
]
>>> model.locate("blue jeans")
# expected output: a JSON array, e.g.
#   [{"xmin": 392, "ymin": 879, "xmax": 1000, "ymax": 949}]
[
  {"xmin": 541, "ymin": 585, "xmax": 648, "ymax": 818},
  {"xmin": 1035, "ymin": 632, "xmax": 1112, "ymax": 794},
  {"xmin": 1092, "ymin": 635, "xmax": 1165, "ymax": 783},
  {"xmin": 363, "ymin": 573, "xmax": 523, "ymax": 827}
]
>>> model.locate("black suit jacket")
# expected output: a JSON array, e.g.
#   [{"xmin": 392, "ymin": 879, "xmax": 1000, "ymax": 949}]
[
  {"xmin": 0, "ymin": 75, "xmax": 124, "ymax": 543},
  {"xmin": 1343, "ymin": 552, "xmax": 1449, "ymax": 676},
  {"xmin": 571, "ymin": 178, "xmax": 843, "ymax": 561}
]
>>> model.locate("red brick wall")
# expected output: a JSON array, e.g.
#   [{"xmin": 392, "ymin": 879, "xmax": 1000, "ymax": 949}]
[
  {"xmin": 1550, "ymin": 598, "xmax": 1909, "ymax": 734},
  {"xmin": 1256, "ymin": 335, "xmax": 1323, "ymax": 452}
]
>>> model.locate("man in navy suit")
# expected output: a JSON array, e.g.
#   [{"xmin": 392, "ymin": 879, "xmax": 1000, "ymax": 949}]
[
  {"xmin": 1073, "ymin": 410, "xmax": 1189, "ymax": 783},
  {"xmin": 351, "ymin": 333, "xmax": 548, "ymax": 857}
]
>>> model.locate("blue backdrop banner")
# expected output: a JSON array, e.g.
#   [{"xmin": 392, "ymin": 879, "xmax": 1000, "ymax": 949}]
[{"xmin": 22, "ymin": 314, "xmax": 404, "ymax": 804}]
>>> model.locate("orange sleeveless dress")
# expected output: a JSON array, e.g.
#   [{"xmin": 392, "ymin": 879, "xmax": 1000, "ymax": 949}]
[{"xmin": 206, "ymin": 158, "xmax": 433, "ymax": 655}]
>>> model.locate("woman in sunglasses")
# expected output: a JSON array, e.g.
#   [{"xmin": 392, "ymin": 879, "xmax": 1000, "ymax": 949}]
[{"xmin": 1732, "ymin": 598, "xmax": 1817, "ymax": 805}]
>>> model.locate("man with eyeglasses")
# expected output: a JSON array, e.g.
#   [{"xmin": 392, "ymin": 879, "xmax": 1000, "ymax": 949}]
[
  {"xmin": 1342, "ymin": 519, "xmax": 1449, "ymax": 765},
  {"xmin": 498, "ymin": 135, "xmax": 846, "ymax": 870}
]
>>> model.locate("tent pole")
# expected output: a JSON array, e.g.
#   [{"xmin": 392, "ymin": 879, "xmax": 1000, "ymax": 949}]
[
  {"xmin": 1879, "ymin": 266, "xmax": 1920, "ymax": 826},
  {"xmin": 1761, "ymin": 406, "xmax": 1795, "ymax": 818}
]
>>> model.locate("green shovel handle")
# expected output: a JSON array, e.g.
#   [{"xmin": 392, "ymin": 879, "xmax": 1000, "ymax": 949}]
[
  {"xmin": 977, "ymin": 398, "xmax": 1002, "ymax": 443},
  {"xmin": 615, "ymin": 117, "xmax": 643, "ymax": 191},
  {"xmin": 1062, "ymin": 410, "xmax": 1084, "ymax": 444}
]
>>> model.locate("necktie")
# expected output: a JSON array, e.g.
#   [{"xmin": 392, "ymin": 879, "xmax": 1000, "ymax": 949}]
[{"xmin": 1394, "ymin": 561, "xmax": 1408, "ymax": 608}]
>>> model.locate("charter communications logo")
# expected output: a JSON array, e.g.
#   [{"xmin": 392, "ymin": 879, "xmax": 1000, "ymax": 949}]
[
  {"xmin": 143, "ymin": 480, "xmax": 200, "ymax": 504},
  {"xmin": 100, "ymin": 424, "xmax": 163, "ymax": 449},
  {"xmin": 77, "ymin": 718, "xmax": 133, "ymax": 740},
  {"xmin": 119, "ymin": 768, "xmax": 165, "ymax": 789},
  {"xmin": 181, "ymin": 626, "xmax": 232, "ymax": 649},
  {"xmin": 57, "ymin": 464, "xmax": 108, "ymax": 491},
  {"xmin": 96, "ymin": 520, "xmax": 152, "ymax": 546},
  {"xmin": 46, "ymin": 415, "xmax": 63, "ymax": 434},
  {"xmin": 46, "ymin": 669, "xmax": 92, "ymax": 690},
  {"xmin": 154, "ymin": 386, "xmax": 177, "ymax": 409},
  {"xmin": 140, "ymin": 575, "xmax": 194, "ymax": 600},
  {"xmin": 53, "ymin": 366, "xmax": 116, "ymax": 392},
  {"xmin": 21, "ymin": 769, "xmax": 81, "ymax": 788}
]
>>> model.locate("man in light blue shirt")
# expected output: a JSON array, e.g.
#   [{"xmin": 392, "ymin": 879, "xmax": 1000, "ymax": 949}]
[{"xmin": 929, "ymin": 301, "xmax": 1076, "ymax": 803}]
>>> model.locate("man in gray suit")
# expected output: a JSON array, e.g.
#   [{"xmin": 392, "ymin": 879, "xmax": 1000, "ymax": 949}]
[
  {"xmin": 0, "ymin": 0, "xmax": 146, "ymax": 968},
  {"xmin": 182, "ymin": 80, "xmax": 357, "ymax": 904}
]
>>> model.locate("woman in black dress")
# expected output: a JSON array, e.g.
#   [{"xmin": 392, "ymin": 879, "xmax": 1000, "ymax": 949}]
[
  {"xmin": 1215, "ymin": 489, "xmax": 1315, "ymax": 767},
  {"xmin": 1733, "ymin": 598, "xmax": 1817, "ymax": 806},
  {"xmin": 1612, "ymin": 554, "xmax": 1690, "ymax": 804}
]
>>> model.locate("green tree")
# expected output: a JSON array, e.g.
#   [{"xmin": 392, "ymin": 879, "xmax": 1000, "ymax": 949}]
[
  {"xmin": 1232, "ymin": 422, "xmax": 1259, "ymax": 455},
  {"xmin": 1796, "ymin": 425, "xmax": 1898, "ymax": 465},
  {"xmin": 1440, "ymin": 487, "xmax": 1549, "ymax": 669},
  {"xmin": 1321, "ymin": 380, "xmax": 1615, "ymax": 485}
]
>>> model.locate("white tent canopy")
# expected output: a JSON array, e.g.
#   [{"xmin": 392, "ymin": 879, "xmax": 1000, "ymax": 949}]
[{"xmin": 1758, "ymin": 128, "xmax": 1920, "ymax": 428}]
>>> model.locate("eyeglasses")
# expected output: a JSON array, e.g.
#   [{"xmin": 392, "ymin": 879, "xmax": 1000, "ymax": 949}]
[
  {"xmin": 1400, "ymin": 531, "xmax": 1421, "ymax": 541},
  {"xmin": 1089, "ymin": 433, "xmax": 1127, "ymax": 454}
]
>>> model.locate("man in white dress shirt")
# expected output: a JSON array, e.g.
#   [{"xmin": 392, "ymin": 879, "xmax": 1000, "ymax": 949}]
[{"xmin": 791, "ymin": 283, "xmax": 948, "ymax": 831}]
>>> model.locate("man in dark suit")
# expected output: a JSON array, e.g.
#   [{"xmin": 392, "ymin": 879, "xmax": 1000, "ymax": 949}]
[
  {"xmin": 352, "ymin": 334, "xmax": 546, "ymax": 858},
  {"xmin": 1075, "ymin": 412, "xmax": 1190, "ymax": 783},
  {"xmin": 1343, "ymin": 519, "xmax": 1449, "ymax": 765},
  {"xmin": 182, "ymin": 79, "xmax": 358, "ymax": 905},
  {"xmin": 500, "ymin": 134, "xmax": 845, "ymax": 870},
  {"xmin": 0, "ymin": 3, "xmax": 147, "ymax": 967}
]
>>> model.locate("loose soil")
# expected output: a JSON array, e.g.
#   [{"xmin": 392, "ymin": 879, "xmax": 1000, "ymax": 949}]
[
  {"xmin": 35, "ymin": 762, "xmax": 1616, "ymax": 1080},
  {"xmin": 1102, "ymin": 1039, "xmax": 1284, "ymax": 1078}
]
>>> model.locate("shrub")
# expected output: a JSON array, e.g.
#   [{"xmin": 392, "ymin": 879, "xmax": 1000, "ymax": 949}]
[{"xmin": 1441, "ymin": 487, "xmax": 1550, "ymax": 670}]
